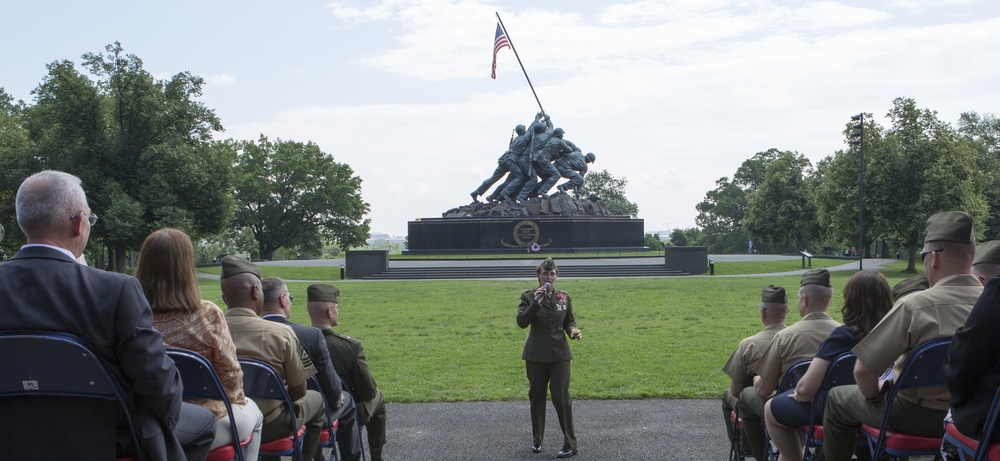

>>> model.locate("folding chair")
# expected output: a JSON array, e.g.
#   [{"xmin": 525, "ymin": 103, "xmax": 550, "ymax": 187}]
[
  {"xmin": 860, "ymin": 337, "xmax": 952, "ymax": 460},
  {"xmin": 802, "ymin": 351, "xmax": 858, "ymax": 460},
  {"xmin": 307, "ymin": 375, "xmax": 341, "ymax": 461},
  {"xmin": 764, "ymin": 359, "xmax": 812, "ymax": 461},
  {"xmin": 0, "ymin": 331, "xmax": 140, "ymax": 461},
  {"xmin": 239, "ymin": 357, "xmax": 307, "ymax": 461},
  {"xmin": 167, "ymin": 348, "xmax": 250, "ymax": 461},
  {"xmin": 942, "ymin": 384, "xmax": 1000, "ymax": 461}
]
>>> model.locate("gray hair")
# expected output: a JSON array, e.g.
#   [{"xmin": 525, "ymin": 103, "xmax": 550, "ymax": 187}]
[
  {"xmin": 261, "ymin": 276, "xmax": 287, "ymax": 304},
  {"xmin": 16, "ymin": 171, "xmax": 88, "ymax": 237}
]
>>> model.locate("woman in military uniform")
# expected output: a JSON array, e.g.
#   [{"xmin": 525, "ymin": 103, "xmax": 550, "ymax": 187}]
[{"xmin": 517, "ymin": 257, "xmax": 582, "ymax": 458}]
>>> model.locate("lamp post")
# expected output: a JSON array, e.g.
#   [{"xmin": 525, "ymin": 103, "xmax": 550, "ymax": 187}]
[{"xmin": 849, "ymin": 113, "xmax": 864, "ymax": 270}]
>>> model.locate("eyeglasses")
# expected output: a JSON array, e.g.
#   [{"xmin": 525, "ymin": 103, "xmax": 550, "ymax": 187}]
[
  {"xmin": 71, "ymin": 212, "xmax": 99, "ymax": 226},
  {"xmin": 284, "ymin": 292, "xmax": 294, "ymax": 302},
  {"xmin": 920, "ymin": 248, "xmax": 943, "ymax": 262}
]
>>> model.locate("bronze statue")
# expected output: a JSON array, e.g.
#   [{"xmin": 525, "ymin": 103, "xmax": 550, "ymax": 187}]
[{"xmin": 555, "ymin": 152, "xmax": 595, "ymax": 198}]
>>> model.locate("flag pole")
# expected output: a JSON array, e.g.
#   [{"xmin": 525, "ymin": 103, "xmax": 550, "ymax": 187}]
[{"xmin": 496, "ymin": 12, "xmax": 545, "ymax": 114}]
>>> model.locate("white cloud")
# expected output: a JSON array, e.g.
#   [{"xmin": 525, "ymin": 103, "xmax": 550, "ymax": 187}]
[{"xmin": 207, "ymin": 73, "xmax": 237, "ymax": 85}]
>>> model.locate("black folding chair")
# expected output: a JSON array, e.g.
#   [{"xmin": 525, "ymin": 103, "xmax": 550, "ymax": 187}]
[
  {"xmin": 860, "ymin": 337, "xmax": 951, "ymax": 460},
  {"xmin": 239, "ymin": 357, "xmax": 306, "ymax": 461},
  {"xmin": 0, "ymin": 331, "xmax": 140, "ymax": 460},
  {"xmin": 802, "ymin": 351, "xmax": 858, "ymax": 460},
  {"xmin": 764, "ymin": 359, "xmax": 812, "ymax": 461},
  {"xmin": 167, "ymin": 348, "xmax": 249, "ymax": 461},
  {"xmin": 307, "ymin": 375, "xmax": 341, "ymax": 461}
]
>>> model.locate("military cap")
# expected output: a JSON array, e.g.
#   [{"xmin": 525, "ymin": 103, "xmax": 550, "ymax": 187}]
[
  {"xmin": 308, "ymin": 284, "xmax": 340, "ymax": 303},
  {"xmin": 800, "ymin": 268, "xmax": 832, "ymax": 287},
  {"xmin": 761, "ymin": 285, "xmax": 788, "ymax": 304},
  {"xmin": 973, "ymin": 241, "xmax": 1000, "ymax": 266},
  {"xmin": 539, "ymin": 257, "xmax": 557, "ymax": 271},
  {"xmin": 924, "ymin": 211, "xmax": 974, "ymax": 243},
  {"xmin": 891, "ymin": 275, "xmax": 929, "ymax": 302},
  {"xmin": 220, "ymin": 255, "xmax": 259, "ymax": 279}
]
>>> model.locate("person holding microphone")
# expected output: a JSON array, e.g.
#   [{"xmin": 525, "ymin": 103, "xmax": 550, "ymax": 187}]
[{"xmin": 517, "ymin": 257, "xmax": 582, "ymax": 458}]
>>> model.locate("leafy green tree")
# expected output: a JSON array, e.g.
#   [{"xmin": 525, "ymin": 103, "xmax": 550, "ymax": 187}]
[
  {"xmin": 577, "ymin": 169, "xmax": 639, "ymax": 217},
  {"xmin": 0, "ymin": 88, "xmax": 35, "ymax": 251},
  {"xmin": 695, "ymin": 177, "xmax": 747, "ymax": 253},
  {"xmin": 232, "ymin": 136, "xmax": 371, "ymax": 260},
  {"xmin": 958, "ymin": 111, "xmax": 1000, "ymax": 240},
  {"xmin": 868, "ymin": 98, "xmax": 988, "ymax": 272},
  {"xmin": 813, "ymin": 114, "xmax": 892, "ymax": 258},
  {"xmin": 644, "ymin": 233, "xmax": 665, "ymax": 250},
  {"xmin": 21, "ymin": 43, "xmax": 232, "ymax": 271},
  {"xmin": 743, "ymin": 150, "xmax": 816, "ymax": 252}
]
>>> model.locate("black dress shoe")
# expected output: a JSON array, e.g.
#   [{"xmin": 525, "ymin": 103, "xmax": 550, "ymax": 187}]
[
  {"xmin": 530, "ymin": 444, "xmax": 542, "ymax": 453},
  {"xmin": 556, "ymin": 448, "xmax": 577, "ymax": 458}
]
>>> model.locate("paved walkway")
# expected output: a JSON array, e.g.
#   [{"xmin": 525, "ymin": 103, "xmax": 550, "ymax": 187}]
[{"xmin": 370, "ymin": 398, "xmax": 728, "ymax": 461}]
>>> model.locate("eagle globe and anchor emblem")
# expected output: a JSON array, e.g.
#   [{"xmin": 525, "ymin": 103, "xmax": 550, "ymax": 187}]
[{"xmin": 501, "ymin": 220, "xmax": 552, "ymax": 251}]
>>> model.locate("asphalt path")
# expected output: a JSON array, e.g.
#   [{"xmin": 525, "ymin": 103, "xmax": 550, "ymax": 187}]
[{"xmin": 248, "ymin": 256, "xmax": 895, "ymax": 460}]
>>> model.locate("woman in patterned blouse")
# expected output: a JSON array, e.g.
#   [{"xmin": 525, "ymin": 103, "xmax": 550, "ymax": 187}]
[{"xmin": 136, "ymin": 228, "xmax": 263, "ymax": 460}]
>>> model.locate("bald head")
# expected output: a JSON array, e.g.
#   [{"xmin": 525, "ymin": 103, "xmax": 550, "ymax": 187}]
[{"xmin": 220, "ymin": 272, "xmax": 263, "ymax": 314}]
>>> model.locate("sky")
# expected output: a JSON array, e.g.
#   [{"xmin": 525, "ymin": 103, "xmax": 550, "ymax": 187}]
[{"xmin": 3, "ymin": 0, "xmax": 1000, "ymax": 237}]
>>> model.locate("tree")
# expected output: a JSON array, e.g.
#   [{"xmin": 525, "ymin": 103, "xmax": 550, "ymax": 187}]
[
  {"xmin": 232, "ymin": 136, "xmax": 371, "ymax": 260},
  {"xmin": 577, "ymin": 169, "xmax": 639, "ymax": 217},
  {"xmin": 957, "ymin": 111, "xmax": 1000, "ymax": 240},
  {"xmin": 21, "ymin": 43, "xmax": 232, "ymax": 271},
  {"xmin": 695, "ymin": 177, "xmax": 747, "ymax": 253},
  {"xmin": 866, "ymin": 98, "xmax": 988, "ymax": 272},
  {"xmin": 743, "ymin": 150, "xmax": 816, "ymax": 252},
  {"xmin": 813, "ymin": 114, "xmax": 891, "ymax": 257},
  {"xmin": 0, "ymin": 88, "xmax": 36, "ymax": 252}
]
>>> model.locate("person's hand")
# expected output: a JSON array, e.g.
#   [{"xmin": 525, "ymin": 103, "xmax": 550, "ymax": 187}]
[
  {"xmin": 534, "ymin": 285, "xmax": 549, "ymax": 300},
  {"xmin": 570, "ymin": 328, "xmax": 582, "ymax": 340},
  {"xmin": 338, "ymin": 394, "xmax": 346, "ymax": 408}
]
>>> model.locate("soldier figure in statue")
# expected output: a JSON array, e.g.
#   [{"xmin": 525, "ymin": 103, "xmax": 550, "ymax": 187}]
[
  {"xmin": 500, "ymin": 112, "xmax": 551, "ymax": 203},
  {"xmin": 555, "ymin": 152, "xmax": 596, "ymax": 198},
  {"xmin": 518, "ymin": 126, "xmax": 573, "ymax": 201},
  {"xmin": 470, "ymin": 124, "xmax": 527, "ymax": 202}
]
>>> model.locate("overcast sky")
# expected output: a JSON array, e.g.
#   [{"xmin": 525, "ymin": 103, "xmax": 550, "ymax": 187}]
[{"xmin": 4, "ymin": 0, "xmax": 1000, "ymax": 236}]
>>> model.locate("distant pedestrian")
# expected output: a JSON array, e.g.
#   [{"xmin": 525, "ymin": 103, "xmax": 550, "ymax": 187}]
[{"xmin": 748, "ymin": 240, "xmax": 754, "ymax": 254}]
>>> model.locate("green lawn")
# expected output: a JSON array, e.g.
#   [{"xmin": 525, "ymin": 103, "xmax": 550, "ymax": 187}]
[{"xmin": 196, "ymin": 258, "xmax": 925, "ymax": 403}]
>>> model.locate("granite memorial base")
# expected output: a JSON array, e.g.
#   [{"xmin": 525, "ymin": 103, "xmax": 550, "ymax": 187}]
[
  {"xmin": 346, "ymin": 250, "xmax": 388, "ymax": 279},
  {"xmin": 405, "ymin": 216, "xmax": 647, "ymax": 255},
  {"xmin": 664, "ymin": 246, "xmax": 708, "ymax": 275}
]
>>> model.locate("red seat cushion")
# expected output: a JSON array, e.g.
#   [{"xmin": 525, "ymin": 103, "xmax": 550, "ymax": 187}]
[
  {"xmin": 861, "ymin": 424, "xmax": 942, "ymax": 452},
  {"xmin": 206, "ymin": 445, "xmax": 236, "ymax": 461},
  {"xmin": 260, "ymin": 425, "xmax": 307, "ymax": 453}
]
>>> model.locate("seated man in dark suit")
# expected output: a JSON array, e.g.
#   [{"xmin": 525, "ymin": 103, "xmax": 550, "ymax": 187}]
[
  {"xmin": 0, "ymin": 170, "xmax": 216, "ymax": 461},
  {"xmin": 308, "ymin": 283, "xmax": 389, "ymax": 461},
  {"xmin": 261, "ymin": 276, "xmax": 362, "ymax": 461}
]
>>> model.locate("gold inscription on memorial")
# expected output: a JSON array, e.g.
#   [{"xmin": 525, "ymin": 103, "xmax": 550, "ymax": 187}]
[{"xmin": 501, "ymin": 220, "xmax": 552, "ymax": 248}]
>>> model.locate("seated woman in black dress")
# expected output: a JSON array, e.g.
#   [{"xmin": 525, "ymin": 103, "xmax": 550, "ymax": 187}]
[{"xmin": 763, "ymin": 270, "xmax": 893, "ymax": 461}]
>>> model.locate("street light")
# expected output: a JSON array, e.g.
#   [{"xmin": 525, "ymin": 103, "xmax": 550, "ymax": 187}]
[{"xmin": 849, "ymin": 113, "xmax": 863, "ymax": 270}]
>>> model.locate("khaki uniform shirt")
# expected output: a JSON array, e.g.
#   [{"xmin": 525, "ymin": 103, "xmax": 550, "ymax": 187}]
[
  {"xmin": 225, "ymin": 307, "xmax": 317, "ymax": 421},
  {"xmin": 754, "ymin": 312, "xmax": 841, "ymax": 386},
  {"xmin": 723, "ymin": 324, "xmax": 786, "ymax": 384},
  {"xmin": 853, "ymin": 273, "xmax": 982, "ymax": 410}
]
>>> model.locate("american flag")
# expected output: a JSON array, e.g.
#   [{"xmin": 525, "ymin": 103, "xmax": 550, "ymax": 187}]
[{"xmin": 491, "ymin": 23, "xmax": 510, "ymax": 79}]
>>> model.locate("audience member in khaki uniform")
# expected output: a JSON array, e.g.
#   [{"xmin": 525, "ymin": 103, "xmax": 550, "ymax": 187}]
[
  {"xmin": 721, "ymin": 285, "xmax": 788, "ymax": 451},
  {"xmin": 822, "ymin": 211, "xmax": 984, "ymax": 461},
  {"xmin": 737, "ymin": 269, "xmax": 841, "ymax": 461},
  {"xmin": 308, "ymin": 284, "xmax": 389, "ymax": 461},
  {"xmin": 971, "ymin": 240, "xmax": 1000, "ymax": 285},
  {"xmin": 219, "ymin": 256, "xmax": 327, "ymax": 461}
]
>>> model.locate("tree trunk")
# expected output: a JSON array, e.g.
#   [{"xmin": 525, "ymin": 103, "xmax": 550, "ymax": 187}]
[
  {"xmin": 114, "ymin": 243, "xmax": 128, "ymax": 274},
  {"xmin": 905, "ymin": 230, "xmax": 918, "ymax": 274}
]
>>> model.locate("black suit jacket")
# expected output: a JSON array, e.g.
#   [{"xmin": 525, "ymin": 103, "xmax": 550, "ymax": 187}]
[
  {"xmin": 0, "ymin": 245, "xmax": 184, "ymax": 461},
  {"xmin": 947, "ymin": 275, "xmax": 1000, "ymax": 442},
  {"xmin": 265, "ymin": 315, "xmax": 343, "ymax": 407}
]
